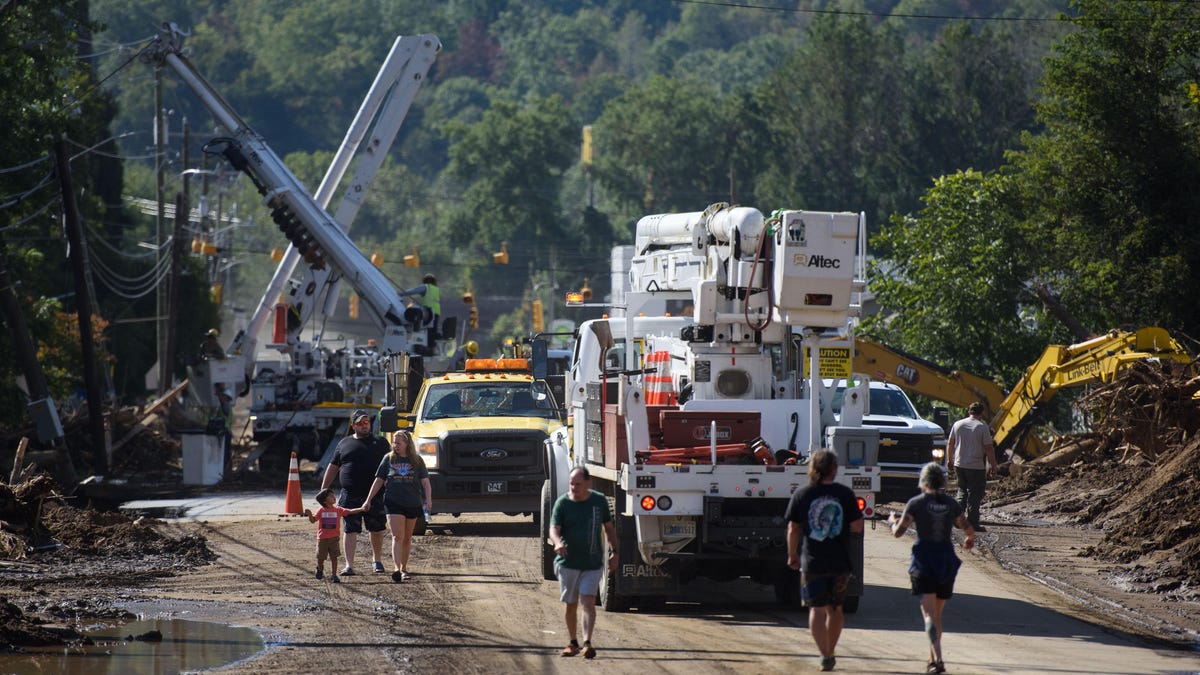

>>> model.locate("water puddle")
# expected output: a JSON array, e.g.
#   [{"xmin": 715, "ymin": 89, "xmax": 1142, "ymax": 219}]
[{"xmin": 0, "ymin": 618, "xmax": 266, "ymax": 674}]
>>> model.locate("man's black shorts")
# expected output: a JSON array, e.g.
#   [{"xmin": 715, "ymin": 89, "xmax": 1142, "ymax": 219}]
[
  {"xmin": 339, "ymin": 492, "xmax": 386, "ymax": 533},
  {"xmin": 802, "ymin": 572, "xmax": 852, "ymax": 608}
]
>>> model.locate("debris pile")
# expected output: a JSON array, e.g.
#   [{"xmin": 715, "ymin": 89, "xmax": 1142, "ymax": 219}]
[
  {"xmin": 0, "ymin": 473, "xmax": 212, "ymax": 563},
  {"xmin": 0, "ymin": 471, "xmax": 215, "ymax": 649},
  {"xmin": 990, "ymin": 360, "xmax": 1200, "ymax": 592}
]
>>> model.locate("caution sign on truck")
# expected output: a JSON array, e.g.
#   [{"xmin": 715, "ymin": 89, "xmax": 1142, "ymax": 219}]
[{"xmin": 803, "ymin": 343, "xmax": 854, "ymax": 379}]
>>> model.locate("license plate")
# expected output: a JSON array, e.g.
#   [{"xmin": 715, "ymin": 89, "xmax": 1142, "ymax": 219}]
[
  {"xmin": 663, "ymin": 521, "xmax": 696, "ymax": 538},
  {"xmin": 485, "ymin": 481, "xmax": 506, "ymax": 494}
]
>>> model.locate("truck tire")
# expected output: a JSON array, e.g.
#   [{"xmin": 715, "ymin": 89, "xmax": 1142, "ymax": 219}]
[
  {"xmin": 843, "ymin": 594, "xmax": 860, "ymax": 614},
  {"xmin": 540, "ymin": 481, "xmax": 556, "ymax": 581},
  {"xmin": 774, "ymin": 567, "xmax": 801, "ymax": 607},
  {"xmin": 600, "ymin": 496, "xmax": 632, "ymax": 613},
  {"xmin": 600, "ymin": 548, "xmax": 631, "ymax": 613}
]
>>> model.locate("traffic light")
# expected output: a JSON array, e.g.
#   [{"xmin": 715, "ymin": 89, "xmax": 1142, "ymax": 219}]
[
  {"xmin": 468, "ymin": 306, "xmax": 479, "ymax": 329},
  {"xmin": 580, "ymin": 278, "xmax": 593, "ymax": 301},
  {"xmin": 211, "ymin": 282, "xmax": 223, "ymax": 305},
  {"xmin": 348, "ymin": 293, "xmax": 359, "ymax": 319},
  {"xmin": 531, "ymin": 299, "xmax": 544, "ymax": 333},
  {"xmin": 492, "ymin": 242, "xmax": 509, "ymax": 265},
  {"xmin": 370, "ymin": 245, "xmax": 384, "ymax": 268},
  {"xmin": 462, "ymin": 291, "xmax": 475, "ymax": 305},
  {"xmin": 404, "ymin": 246, "xmax": 420, "ymax": 267}
]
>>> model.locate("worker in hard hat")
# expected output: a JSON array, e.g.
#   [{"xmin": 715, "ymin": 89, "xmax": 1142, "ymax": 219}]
[
  {"xmin": 402, "ymin": 274, "xmax": 441, "ymax": 342},
  {"xmin": 199, "ymin": 328, "xmax": 226, "ymax": 360}
]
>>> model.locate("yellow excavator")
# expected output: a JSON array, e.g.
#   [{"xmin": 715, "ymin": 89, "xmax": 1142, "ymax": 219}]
[{"xmin": 853, "ymin": 327, "xmax": 1193, "ymax": 460}]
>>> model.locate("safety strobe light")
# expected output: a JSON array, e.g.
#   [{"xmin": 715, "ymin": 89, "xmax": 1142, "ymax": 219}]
[
  {"xmin": 657, "ymin": 495, "xmax": 672, "ymax": 511},
  {"xmin": 640, "ymin": 495, "xmax": 656, "ymax": 511},
  {"xmin": 856, "ymin": 497, "xmax": 867, "ymax": 511}
]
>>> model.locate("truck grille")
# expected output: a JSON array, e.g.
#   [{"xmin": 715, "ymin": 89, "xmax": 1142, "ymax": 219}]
[
  {"xmin": 878, "ymin": 433, "xmax": 934, "ymax": 465},
  {"xmin": 443, "ymin": 430, "xmax": 545, "ymax": 475}
]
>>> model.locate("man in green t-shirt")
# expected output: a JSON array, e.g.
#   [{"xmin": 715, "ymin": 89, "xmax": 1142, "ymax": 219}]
[{"xmin": 549, "ymin": 467, "xmax": 617, "ymax": 660}]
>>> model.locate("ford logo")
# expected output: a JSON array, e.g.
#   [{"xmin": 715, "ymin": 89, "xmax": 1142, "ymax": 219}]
[{"xmin": 480, "ymin": 448, "xmax": 508, "ymax": 461}]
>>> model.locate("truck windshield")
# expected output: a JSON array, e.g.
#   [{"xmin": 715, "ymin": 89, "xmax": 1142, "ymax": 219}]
[
  {"xmin": 422, "ymin": 382, "xmax": 559, "ymax": 420},
  {"xmin": 831, "ymin": 386, "xmax": 919, "ymax": 419}
]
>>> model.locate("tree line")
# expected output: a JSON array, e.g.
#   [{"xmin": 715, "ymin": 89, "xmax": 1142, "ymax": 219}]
[{"xmin": 10, "ymin": 0, "xmax": 1199, "ymax": 432}]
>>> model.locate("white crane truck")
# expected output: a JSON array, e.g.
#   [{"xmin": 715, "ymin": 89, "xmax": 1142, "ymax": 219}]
[
  {"xmin": 147, "ymin": 24, "xmax": 457, "ymax": 470},
  {"xmin": 543, "ymin": 203, "xmax": 881, "ymax": 612}
]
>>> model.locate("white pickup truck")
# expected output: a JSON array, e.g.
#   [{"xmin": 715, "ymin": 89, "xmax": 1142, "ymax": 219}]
[{"xmin": 830, "ymin": 380, "xmax": 945, "ymax": 500}]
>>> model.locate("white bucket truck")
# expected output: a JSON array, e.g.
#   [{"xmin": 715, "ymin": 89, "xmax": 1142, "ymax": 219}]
[{"xmin": 543, "ymin": 203, "xmax": 880, "ymax": 612}]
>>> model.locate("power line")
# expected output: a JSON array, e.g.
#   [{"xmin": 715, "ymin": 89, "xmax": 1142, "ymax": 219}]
[
  {"xmin": 73, "ymin": 34, "xmax": 158, "ymax": 60},
  {"xmin": 0, "ymin": 197, "xmax": 59, "ymax": 233},
  {"xmin": 0, "ymin": 153, "xmax": 49, "ymax": 175},
  {"xmin": 0, "ymin": 172, "xmax": 55, "ymax": 210},
  {"xmin": 65, "ymin": 132, "xmax": 140, "ymax": 162},
  {"xmin": 669, "ymin": 0, "xmax": 1074, "ymax": 22}
]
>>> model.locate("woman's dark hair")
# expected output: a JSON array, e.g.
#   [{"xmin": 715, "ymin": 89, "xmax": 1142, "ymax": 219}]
[
  {"xmin": 807, "ymin": 449, "xmax": 838, "ymax": 484},
  {"xmin": 390, "ymin": 430, "xmax": 426, "ymax": 472}
]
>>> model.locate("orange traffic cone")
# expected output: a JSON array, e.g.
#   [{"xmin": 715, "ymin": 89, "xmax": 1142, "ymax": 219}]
[{"xmin": 284, "ymin": 452, "xmax": 304, "ymax": 515}]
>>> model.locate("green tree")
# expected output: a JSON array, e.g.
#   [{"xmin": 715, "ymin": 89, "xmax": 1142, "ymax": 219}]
[
  {"xmin": 493, "ymin": 7, "xmax": 616, "ymax": 102},
  {"xmin": 910, "ymin": 22, "xmax": 1038, "ymax": 178},
  {"xmin": 1010, "ymin": 0, "xmax": 1200, "ymax": 337},
  {"xmin": 440, "ymin": 95, "xmax": 576, "ymax": 283},
  {"xmin": 867, "ymin": 170, "xmax": 1047, "ymax": 384},
  {"xmin": 752, "ymin": 16, "xmax": 916, "ymax": 225},
  {"xmin": 591, "ymin": 75, "xmax": 739, "ymax": 216}
]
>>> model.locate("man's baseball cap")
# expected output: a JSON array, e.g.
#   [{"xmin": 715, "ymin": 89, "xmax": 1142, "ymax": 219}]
[{"xmin": 352, "ymin": 409, "xmax": 371, "ymax": 423}]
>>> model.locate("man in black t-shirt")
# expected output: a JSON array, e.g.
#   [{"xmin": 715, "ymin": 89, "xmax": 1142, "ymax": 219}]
[
  {"xmin": 320, "ymin": 409, "xmax": 389, "ymax": 575},
  {"xmin": 785, "ymin": 449, "xmax": 864, "ymax": 672}
]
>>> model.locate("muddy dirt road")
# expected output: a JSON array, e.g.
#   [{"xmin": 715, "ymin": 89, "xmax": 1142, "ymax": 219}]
[{"xmin": 23, "ymin": 493, "xmax": 1191, "ymax": 674}]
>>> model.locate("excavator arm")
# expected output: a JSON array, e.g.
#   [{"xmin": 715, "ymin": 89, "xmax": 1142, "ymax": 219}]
[
  {"xmin": 854, "ymin": 328, "xmax": 1192, "ymax": 461},
  {"xmin": 990, "ymin": 327, "xmax": 1192, "ymax": 457},
  {"xmin": 852, "ymin": 337, "xmax": 1007, "ymax": 416}
]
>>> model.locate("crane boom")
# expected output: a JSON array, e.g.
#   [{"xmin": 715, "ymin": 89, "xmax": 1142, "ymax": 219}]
[
  {"xmin": 231, "ymin": 33, "xmax": 441, "ymax": 360},
  {"xmin": 145, "ymin": 24, "xmax": 427, "ymax": 354}
]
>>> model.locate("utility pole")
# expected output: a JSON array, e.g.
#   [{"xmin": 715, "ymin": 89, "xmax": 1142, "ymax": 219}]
[
  {"xmin": 55, "ymin": 139, "xmax": 107, "ymax": 476},
  {"xmin": 165, "ymin": 119, "xmax": 189, "ymax": 386},
  {"xmin": 155, "ymin": 65, "xmax": 168, "ymax": 394}
]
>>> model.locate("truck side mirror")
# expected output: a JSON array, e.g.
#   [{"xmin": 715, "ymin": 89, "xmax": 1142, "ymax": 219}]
[
  {"xmin": 932, "ymin": 406, "xmax": 950, "ymax": 433},
  {"xmin": 379, "ymin": 406, "xmax": 399, "ymax": 433},
  {"xmin": 531, "ymin": 339, "xmax": 548, "ymax": 379}
]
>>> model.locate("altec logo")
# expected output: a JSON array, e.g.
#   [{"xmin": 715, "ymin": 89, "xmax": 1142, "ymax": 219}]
[{"xmin": 794, "ymin": 253, "xmax": 842, "ymax": 269}]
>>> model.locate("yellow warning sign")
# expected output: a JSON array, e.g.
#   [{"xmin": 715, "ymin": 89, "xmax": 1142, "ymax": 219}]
[{"xmin": 803, "ymin": 346, "xmax": 853, "ymax": 379}]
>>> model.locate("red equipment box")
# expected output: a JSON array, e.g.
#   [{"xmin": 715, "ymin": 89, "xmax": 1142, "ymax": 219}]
[{"xmin": 659, "ymin": 410, "xmax": 760, "ymax": 448}]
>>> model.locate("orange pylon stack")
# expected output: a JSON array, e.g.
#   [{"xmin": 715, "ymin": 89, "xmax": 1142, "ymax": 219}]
[{"xmin": 284, "ymin": 452, "xmax": 304, "ymax": 515}]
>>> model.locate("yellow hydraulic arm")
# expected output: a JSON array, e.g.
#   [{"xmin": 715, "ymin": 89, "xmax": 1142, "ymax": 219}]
[
  {"xmin": 854, "ymin": 328, "xmax": 1191, "ymax": 460},
  {"xmin": 989, "ymin": 327, "xmax": 1192, "ymax": 458},
  {"xmin": 853, "ymin": 337, "xmax": 1007, "ymax": 417}
]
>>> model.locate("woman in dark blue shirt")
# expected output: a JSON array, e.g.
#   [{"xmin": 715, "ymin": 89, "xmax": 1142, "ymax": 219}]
[
  {"xmin": 363, "ymin": 431, "xmax": 431, "ymax": 582},
  {"xmin": 888, "ymin": 462, "xmax": 976, "ymax": 674}
]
